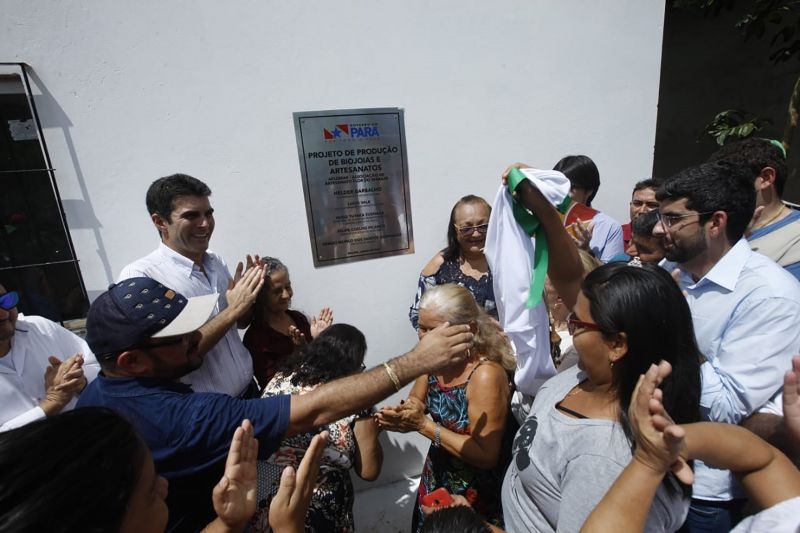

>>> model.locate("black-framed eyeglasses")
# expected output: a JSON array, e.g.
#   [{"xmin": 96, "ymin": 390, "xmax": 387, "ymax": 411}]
[
  {"xmin": 0, "ymin": 291, "xmax": 20, "ymax": 311},
  {"xmin": 454, "ymin": 223, "xmax": 489, "ymax": 236},
  {"xmin": 566, "ymin": 312, "xmax": 604, "ymax": 336},
  {"xmin": 656, "ymin": 210, "xmax": 716, "ymax": 229}
]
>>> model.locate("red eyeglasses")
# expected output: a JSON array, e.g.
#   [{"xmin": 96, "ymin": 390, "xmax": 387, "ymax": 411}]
[{"xmin": 566, "ymin": 312, "xmax": 604, "ymax": 336}]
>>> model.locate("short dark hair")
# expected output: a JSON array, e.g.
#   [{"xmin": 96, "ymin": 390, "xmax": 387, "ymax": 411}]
[
  {"xmin": 442, "ymin": 195, "xmax": 491, "ymax": 262},
  {"xmin": 0, "ymin": 408, "xmax": 146, "ymax": 532},
  {"xmin": 708, "ymin": 138, "xmax": 787, "ymax": 196},
  {"xmin": 553, "ymin": 155, "xmax": 600, "ymax": 206},
  {"xmin": 582, "ymin": 263, "xmax": 702, "ymax": 442},
  {"xmin": 145, "ymin": 173, "xmax": 212, "ymax": 221},
  {"xmin": 633, "ymin": 178, "xmax": 659, "ymax": 193},
  {"xmin": 656, "ymin": 162, "xmax": 756, "ymax": 244},
  {"xmin": 631, "ymin": 210, "xmax": 659, "ymax": 237},
  {"xmin": 283, "ymin": 323, "xmax": 367, "ymax": 386},
  {"xmin": 420, "ymin": 506, "xmax": 491, "ymax": 533}
]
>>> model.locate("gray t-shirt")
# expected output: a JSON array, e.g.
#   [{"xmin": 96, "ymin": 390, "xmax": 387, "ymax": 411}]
[{"xmin": 501, "ymin": 366, "xmax": 689, "ymax": 532}]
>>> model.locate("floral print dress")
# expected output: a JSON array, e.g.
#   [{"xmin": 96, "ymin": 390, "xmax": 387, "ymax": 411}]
[
  {"xmin": 412, "ymin": 362, "xmax": 512, "ymax": 532},
  {"xmin": 250, "ymin": 372, "xmax": 364, "ymax": 533}
]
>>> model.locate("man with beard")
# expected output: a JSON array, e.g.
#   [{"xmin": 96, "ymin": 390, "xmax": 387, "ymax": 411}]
[{"xmin": 652, "ymin": 161, "xmax": 800, "ymax": 532}]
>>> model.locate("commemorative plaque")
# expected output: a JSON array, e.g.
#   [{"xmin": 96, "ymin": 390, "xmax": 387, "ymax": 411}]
[{"xmin": 293, "ymin": 108, "xmax": 414, "ymax": 267}]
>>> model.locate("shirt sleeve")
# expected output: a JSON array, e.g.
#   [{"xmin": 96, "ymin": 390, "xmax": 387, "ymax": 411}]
[
  {"xmin": 589, "ymin": 215, "xmax": 625, "ymax": 263},
  {"xmin": 0, "ymin": 406, "xmax": 46, "ymax": 432},
  {"xmin": 700, "ymin": 296, "xmax": 800, "ymax": 424}
]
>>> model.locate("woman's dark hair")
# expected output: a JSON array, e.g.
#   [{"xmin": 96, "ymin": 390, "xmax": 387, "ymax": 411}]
[
  {"xmin": 581, "ymin": 263, "xmax": 702, "ymax": 438},
  {"xmin": 284, "ymin": 323, "xmax": 367, "ymax": 386},
  {"xmin": 420, "ymin": 506, "xmax": 491, "ymax": 533},
  {"xmin": 0, "ymin": 408, "xmax": 147, "ymax": 532},
  {"xmin": 442, "ymin": 195, "xmax": 491, "ymax": 261},
  {"xmin": 553, "ymin": 155, "xmax": 600, "ymax": 206}
]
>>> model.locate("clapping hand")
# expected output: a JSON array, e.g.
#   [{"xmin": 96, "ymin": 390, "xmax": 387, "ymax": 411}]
[
  {"xmin": 567, "ymin": 218, "xmax": 593, "ymax": 251},
  {"xmin": 783, "ymin": 355, "xmax": 800, "ymax": 450},
  {"xmin": 310, "ymin": 307, "xmax": 333, "ymax": 338},
  {"xmin": 288, "ymin": 325, "xmax": 307, "ymax": 347},
  {"xmin": 212, "ymin": 419, "xmax": 259, "ymax": 530},
  {"xmin": 629, "ymin": 361, "xmax": 693, "ymax": 485},
  {"xmin": 375, "ymin": 397, "xmax": 427, "ymax": 433},
  {"xmin": 41, "ymin": 353, "xmax": 86, "ymax": 416}
]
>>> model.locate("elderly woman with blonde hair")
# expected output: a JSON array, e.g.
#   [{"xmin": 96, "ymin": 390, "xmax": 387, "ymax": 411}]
[{"xmin": 377, "ymin": 283, "xmax": 515, "ymax": 532}]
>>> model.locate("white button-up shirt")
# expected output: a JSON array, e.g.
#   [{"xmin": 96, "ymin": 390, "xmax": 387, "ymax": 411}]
[
  {"xmin": 679, "ymin": 239, "xmax": 800, "ymax": 500},
  {"xmin": 0, "ymin": 314, "xmax": 100, "ymax": 431},
  {"xmin": 119, "ymin": 243, "xmax": 253, "ymax": 396}
]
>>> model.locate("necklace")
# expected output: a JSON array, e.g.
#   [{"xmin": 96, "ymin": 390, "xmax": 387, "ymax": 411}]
[{"xmin": 756, "ymin": 205, "xmax": 787, "ymax": 229}]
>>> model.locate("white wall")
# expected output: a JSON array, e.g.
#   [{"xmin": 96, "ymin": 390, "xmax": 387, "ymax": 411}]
[{"xmin": 2, "ymin": 0, "xmax": 664, "ymax": 508}]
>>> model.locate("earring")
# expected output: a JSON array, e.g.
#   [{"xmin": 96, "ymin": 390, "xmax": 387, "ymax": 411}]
[{"xmin": 609, "ymin": 360, "xmax": 615, "ymax": 369}]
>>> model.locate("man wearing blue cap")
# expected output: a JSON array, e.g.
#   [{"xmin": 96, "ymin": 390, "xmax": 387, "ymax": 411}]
[{"xmin": 78, "ymin": 276, "xmax": 474, "ymax": 532}]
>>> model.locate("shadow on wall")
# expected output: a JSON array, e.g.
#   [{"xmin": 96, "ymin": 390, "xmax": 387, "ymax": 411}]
[
  {"xmin": 654, "ymin": 3, "xmax": 800, "ymax": 203},
  {"xmin": 27, "ymin": 68, "xmax": 115, "ymax": 286}
]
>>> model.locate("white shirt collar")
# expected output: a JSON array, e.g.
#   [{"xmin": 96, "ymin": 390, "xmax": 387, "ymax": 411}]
[
  {"xmin": 685, "ymin": 238, "xmax": 751, "ymax": 291},
  {"xmin": 157, "ymin": 242, "xmax": 207, "ymax": 278}
]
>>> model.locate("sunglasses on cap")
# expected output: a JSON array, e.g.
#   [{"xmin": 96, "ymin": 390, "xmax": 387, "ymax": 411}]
[{"xmin": 0, "ymin": 291, "xmax": 20, "ymax": 311}]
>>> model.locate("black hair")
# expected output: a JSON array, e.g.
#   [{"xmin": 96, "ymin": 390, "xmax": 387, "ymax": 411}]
[
  {"xmin": 708, "ymin": 137, "xmax": 787, "ymax": 197},
  {"xmin": 283, "ymin": 323, "xmax": 367, "ymax": 386},
  {"xmin": 581, "ymin": 263, "xmax": 701, "ymax": 438},
  {"xmin": 145, "ymin": 173, "xmax": 212, "ymax": 221},
  {"xmin": 656, "ymin": 162, "xmax": 756, "ymax": 244},
  {"xmin": 0, "ymin": 408, "xmax": 146, "ymax": 533},
  {"xmin": 420, "ymin": 506, "xmax": 491, "ymax": 533},
  {"xmin": 553, "ymin": 155, "xmax": 600, "ymax": 206},
  {"xmin": 633, "ymin": 178, "xmax": 659, "ymax": 193},
  {"xmin": 442, "ymin": 195, "xmax": 491, "ymax": 262},
  {"xmin": 631, "ymin": 210, "xmax": 659, "ymax": 237}
]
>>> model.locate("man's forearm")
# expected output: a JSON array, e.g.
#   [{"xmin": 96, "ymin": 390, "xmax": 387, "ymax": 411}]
[
  {"xmin": 288, "ymin": 352, "xmax": 428, "ymax": 436},
  {"xmin": 197, "ymin": 307, "xmax": 238, "ymax": 356}
]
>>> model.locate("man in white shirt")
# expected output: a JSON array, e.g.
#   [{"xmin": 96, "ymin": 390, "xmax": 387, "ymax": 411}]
[
  {"xmin": 119, "ymin": 174, "xmax": 262, "ymax": 397},
  {"xmin": 0, "ymin": 284, "xmax": 99, "ymax": 430},
  {"xmin": 652, "ymin": 161, "xmax": 800, "ymax": 532}
]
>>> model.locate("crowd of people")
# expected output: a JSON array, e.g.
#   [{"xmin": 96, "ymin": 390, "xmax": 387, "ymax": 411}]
[{"xmin": 1, "ymin": 137, "xmax": 799, "ymax": 532}]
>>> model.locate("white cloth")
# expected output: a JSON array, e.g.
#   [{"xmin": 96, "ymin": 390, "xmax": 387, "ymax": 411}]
[
  {"xmin": 678, "ymin": 239, "xmax": 800, "ymax": 500},
  {"xmin": 0, "ymin": 314, "xmax": 100, "ymax": 431},
  {"xmin": 731, "ymin": 496, "xmax": 800, "ymax": 532},
  {"xmin": 119, "ymin": 243, "xmax": 253, "ymax": 396},
  {"xmin": 485, "ymin": 168, "xmax": 570, "ymax": 396}
]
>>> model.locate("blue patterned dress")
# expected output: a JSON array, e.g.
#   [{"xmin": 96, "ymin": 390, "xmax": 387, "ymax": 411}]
[
  {"xmin": 408, "ymin": 258, "xmax": 497, "ymax": 329},
  {"xmin": 411, "ymin": 362, "xmax": 512, "ymax": 532}
]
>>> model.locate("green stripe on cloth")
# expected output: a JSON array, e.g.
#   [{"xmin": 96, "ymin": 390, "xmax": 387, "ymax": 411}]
[{"xmin": 507, "ymin": 168, "xmax": 571, "ymax": 307}]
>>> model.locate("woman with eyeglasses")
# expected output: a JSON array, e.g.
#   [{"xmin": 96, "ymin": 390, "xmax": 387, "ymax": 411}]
[
  {"xmin": 409, "ymin": 195, "xmax": 497, "ymax": 330},
  {"xmin": 252, "ymin": 323, "xmax": 383, "ymax": 533},
  {"xmin": 379, "ymin": 284, "xmax": 516, "ymax": 532},
  {"xmin": 243, "ymin": 256, "xmax": 333, "ymax": 388},
  {"xmin": 498, "ymin": 164, "xmax": 701, "ymax": 532}
]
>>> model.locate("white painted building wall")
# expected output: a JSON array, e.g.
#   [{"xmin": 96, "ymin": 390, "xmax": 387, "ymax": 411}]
[{"xmin": 2, "ymin": 1, "xmax": 665, "ymax": 529}]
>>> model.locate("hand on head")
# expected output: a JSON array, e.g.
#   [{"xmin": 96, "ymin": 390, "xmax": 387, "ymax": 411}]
[
  {"xmin": 629, "ymin": 361, "xmax": 693, "ymax": 485},
  {"xmin": 501, "ymin": 163, "xmax": 532, "ymax": 185},
  {"xmin": 412, "ymin": 322, "xmax": 474, "ymax": 373},
  {"xmin": 212, "ymin": 419, "xmax": 259, "ymax": 530},
  {"xmin": 269, "ymin": 430, "xmax": 329, "ymax": 533}
]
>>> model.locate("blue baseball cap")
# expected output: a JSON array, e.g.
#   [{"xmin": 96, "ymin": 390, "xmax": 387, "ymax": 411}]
[{"xmin": 86, "ymin": 277, "xmax": 217, "ymax": 359}]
